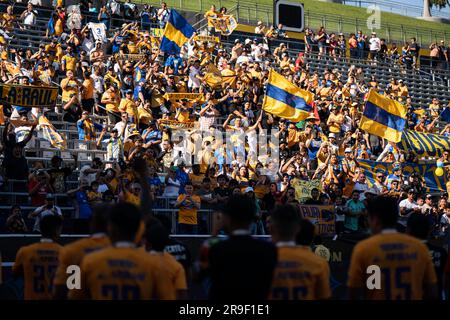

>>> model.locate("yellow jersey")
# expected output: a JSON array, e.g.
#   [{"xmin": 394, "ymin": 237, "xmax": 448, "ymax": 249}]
[
  {"xmin": 60, "ymin": 78, "xmax": 79, "ymax": 102},
  {"xmin": 146, "ymin": 250, "xmax": 187, "ymax": 300},
  {"xmin": 61, "ymin": 54, "xmax": 77, "ymax": 72},
  {"xmin": 102, "ymin": 90, "xmax": 119, "ymax": 112},
  {"xmin": 82, "ymin": 78, "xmax": 94, "ymax": 100},
  {"xmin": 12, "ymin": 240, "xmax": 62, "ymax": 300},
  {"xmin": 70, "ymin": 244, "xmax": 171, "ymax": 300},
  {"xmin": 54, "ymin": 235, "xmax": 111, "ymax": 296},
  {"xmin": 176, "ymin": 194, "xmax": 201, "ymax": 225},
  {"xmin": 119, "ymin": 98, "xmax": 138, "ymax": 118},
  {"xmin": 270, "ymin": 245, "xmax": 331, "ymax": 300},
  {"xmin": 347, "ymin": 231, "xmax": 437, "ymax": 300}
]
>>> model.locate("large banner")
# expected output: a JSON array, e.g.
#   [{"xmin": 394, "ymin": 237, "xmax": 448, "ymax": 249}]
[
  {"xmin": 38, "ymin": 115, "xmax": 66, "ymax": 150},
  {"xmin": 356, "ymin": 158, "xmax": 446, "ymax": 192},
  {"xmin": 0, "ymin": 84, "xmax": 58, "ymax": 108},
  {"xmin": 117, "ymin": 53, "xmax": 147, "ymax": 61},
  {"xmin": 209, "ymin": 15, "xmax": 238, "ymax": 36},
  {"xmin": 291, "ymin": 178, "xmax": 321, "ymax": 201},
  {"xmin": 399, "ymin": 129, "xmax": 450, "ymax": 158},
  {"xmin": 298, "ymin": 205, "xmax": 336, "ymax": 235}
]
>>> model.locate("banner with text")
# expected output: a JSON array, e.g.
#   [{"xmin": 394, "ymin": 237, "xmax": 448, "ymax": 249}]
[
  {"xmin": 356, "ymin": 158, "xmax": 446, "ymax": 192},
  {"xmin": 0, "ymin": 83, "xmax": 58, "ymax": 108},
  {"xmin": 298, "ymin": 205, "xmax": 336, "ymax": 235},
  {"xmin": 209, "ymin": 15, "xmax": 238, "ymax": 36}
]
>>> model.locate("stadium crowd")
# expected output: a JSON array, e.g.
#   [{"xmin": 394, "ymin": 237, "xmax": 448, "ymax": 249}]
[
  {"xmin": 0, "ymin": 1, "xmax": 448, "ymax": 237},
  {"xmin": 0, "ymin": 0, "xmax": 449, "ymax": 301}
]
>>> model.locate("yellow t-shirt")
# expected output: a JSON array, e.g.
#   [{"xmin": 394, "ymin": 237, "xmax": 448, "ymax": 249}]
[
  {"xmin": 54, "ymin": 19, "xmax": 63, "ymax": 36},
  {"xmin": 61, "ymin": 54, "xmax": 77, "ymax": 72},
  {"xmin": 82, "ymin": 78, "xmax": 94, "ymax": 100},
  {"xmin": 119, "ymin": 98, "xmax": 138, "ymax": 118},
  {"xmin": 70, "ymin": 246, "xmax": 171, "ymax": 300},
  {"xmin": 327, "ymin": 113, "xmax": 343, "ymax": 133},
  {"xmin": 270, "ymin": 246, "xmax": 331, "ymax": 300},
  {"xmin": 347, "ymin": 232, "xmax": 437, "ymax": 300},
  {"xmin": 60, "ymin": 78, "xmax": 79, "ymax": 102},
  {"xmin": 102, "ymin": 90, "xmax": 119, "ymax": 112},
  {"xmin": 137, "ymin": 106, "xmax": 153, "ymax": 124},
  {"xmin": 205, "ymin": 10, "xmax": 219, "ymax": 27},
  {"xmin": 177, "ymin": 194, "xmax": 200, "ymax": 225},
  {"xmin": 13, "ymin": 242, "xmax": 62, "ymax": 300}
]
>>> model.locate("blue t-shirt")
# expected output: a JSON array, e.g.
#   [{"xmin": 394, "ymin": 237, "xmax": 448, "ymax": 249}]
[
  {"xmin": 142, "ymin": 129, "xmax": 162, "ymax": 144},
  {"xmin": 76, "ymin": 191, "xmax": 92, "ymax": 219},
  {"xmin": 164, "ymin": 55, "xmax": 183, "ymax": 75},
  {"xmin": 112, "ymin": 35, "xmax": 125, "ymax": 53},
  {"xmin": 308, "ymin": 138, "xmax": 322, "ymax": 159}
]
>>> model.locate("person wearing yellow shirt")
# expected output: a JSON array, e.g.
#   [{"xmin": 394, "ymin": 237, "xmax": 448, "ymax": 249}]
[
  {"xmin": 174, "ymin": 183, "xmax": 201, "ymax": 234},
  {"xmin": 81, "ymin": 71, "xmax": 95, "ymax": 113},
  {"xmin": 143, "ymin": 221, "xmax": 188, "ymax": 300},
  {"xmin": 137, "ymin": 101, "xmax": 153, "ymax": 129},
  {"xmin": 60, "ymin": 70, "xmax": 81, "ymax": 104},
  {"xmin": 204, "ymin": 5, "xmax": 219, "ymax": 36},
  {"xmin": 175, "ymin": 100, "xmax": 191, "ymax": 123},
  {"xmin": 429, "ymin": 97, "xmax": 441, "ymax": 119},
  {"xmin": 119, "ymin": 90, "xmax": 138, "ymax": 124},
  {"xmin": 61, "ymin": 47, "xmax": 77, "ymax": 73},
  {"xmin": 327, "ymin": 105, "xmax": 344, "ymax": 135},
  {"xmin": 45, "ymin": 38, "xmax": 63, "ymax": 62},
  {"xmin": 397, "ymin": 79, "xmax": 408, "ymax": 97},
  {"xmin": 120, "ymin": 181, "xmax": 142, "ymax": 208},
  {"xmin": 101, "ymin": 84, "xmax": 121, "ymax": 124},
  {"xmin": 103, "ymin": 66, "xmax": 121, "ymax": 90},
  {"xmin": 269, "ymin": 206, "xmax": 331, "ymax": 300}
]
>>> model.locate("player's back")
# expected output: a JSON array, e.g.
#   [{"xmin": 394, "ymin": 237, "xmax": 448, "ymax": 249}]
[
  {"xmin": 54, "ymin": 235, "xmax": 111, "ymax": 291},
  {"xmin": 13, "ymin": 241, "xmax": 62, "ymax": 300},
  {"xmin": 73, "ymin": 245, "xmax": 168, "ymax": 300},
  {"xmin": 148, "ymin": 251, "xmax": 187, "ymax": 300},
  {"xmin": 348, "ymin": 232, "xmax": 437, "ymax": 300},
  {"xmin": 270, "ymin": 245, "xmax": 331, "ymax": 300}
]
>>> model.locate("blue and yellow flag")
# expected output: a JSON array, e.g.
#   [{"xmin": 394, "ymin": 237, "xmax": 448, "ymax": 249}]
[
  {"xmin": 399, "ymin": 129, "xmax": 450, "ymax": 158},
  {"xmin": 160, "ymin": 10, "xmax": 195, "ymax": 54},
  {"xmin": 359, "ymin": 90, "xmax": 407, "ymax": 143},
  {"xmin": 262, "ymin": 69, "xmax": 314, "ymax": 122}
]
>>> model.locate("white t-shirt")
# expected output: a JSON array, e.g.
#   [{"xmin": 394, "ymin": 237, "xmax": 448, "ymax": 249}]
[
  {"xmin": 398, "ymin": 198, "xmax": 419, "ymax": 227},
  {"xmin": 80, "ymin": 165, "xmax": 98, "ymax": 185},
  {"xmin": 87, "ymin": 23, "xmax": 107, "ymax": 43},
  {"xmin": 23, "ymin": 10, "xmax": 37, "ymax": 26},
  {"xmin": 32, "ymin": 205, "xmax": 62, "ymax": 232},
  {"xmin": 188, "ymin": 66, "xmax": 201, "ymax": 89},
  {"xmin": 91, "ymin": 73, "xmax": 105, "ymax": 94},
  {"xmin": 82, "ymin": 37, "xmax": 95, "ymax": 54},
  {"xmin": 369, "ymin": 37, "xmax": 381, "ymax": 51}
]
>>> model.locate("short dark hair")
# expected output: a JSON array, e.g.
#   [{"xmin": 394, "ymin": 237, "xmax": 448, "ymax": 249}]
[
  {"xmin": 40, "ymin": 215, "xmax": 63, "ymax": 238},
  {"xmin": 270, "ymin": 204, "xmax": 300, "ymax": 239},
  {"xmin": 108, "ymin": 203, "xmax": 141, "ymax": 240},
  {"xmin": 145, "ymin": 219, "xmax": 169, "ymax": 251},
  {"xmin": 407, "ymin": 213, "xmax": 430, "ymax": 240},
  {"xmin": 222, "ymin": 194, "xmax": 256, "ymax": 223},
  {"xmin": 296, "ymin": 219, "xmax": 315, "ymax": 246},
  {"xmin": 366, "ymin": 196, "xmax": 398, "ymax": 228},
  {"xmin": 90, "ymin": 204, "xmax": 110, "ymax": 233}
]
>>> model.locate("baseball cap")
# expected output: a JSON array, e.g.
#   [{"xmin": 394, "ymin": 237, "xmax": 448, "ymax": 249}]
[
  {"xmin": 46, "ymin": 193, "xmax": 55, "ymax": 200},
  {"xmin": 125, "ymin": 89, "xmax": 133, "ymax": 94},
  {"xmin": 344, "ymin": 147, "xmax": 352, "ymax": 153},
  {"xmin": 244, "ymin": 187, "xmax": 254, "ymax": 193},
  {"xmin": 328, "ymin": 133, "xmax": 336, "ymax": 138},
  {"xmin": 426, "ymin": 194, "xmax": 433, "ymax": 199},
  {"xmin": 234, "ymin": 39, "xmax": 240, "ymax": 43}
]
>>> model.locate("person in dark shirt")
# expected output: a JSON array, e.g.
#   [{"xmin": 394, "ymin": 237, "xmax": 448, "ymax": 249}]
[
  {"xmin": 407, "ymin": 213, "xmax": 448, "ymax": 299},
  {"xmin": 47, "ymin": 155, "xmax": 77, "ymax": 193},
  {"xmin": 304, "ymin": 188, "xmax": 322, "ymax": 205},
  {"xmin": 213, "ymin": 174, "xmax": 231, "ymax": 206},
  {"xmin": 206, "ymin": 194, "xmax": 278, "ymax": 300}
]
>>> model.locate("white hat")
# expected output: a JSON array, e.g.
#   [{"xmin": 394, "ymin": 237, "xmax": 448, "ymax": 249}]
[
  {"xmin": 344, "ymin": 147, "xmax": 352, "ymax": 153},
  {"xmin": 257, "ymin": 21, "xmax": 262, "ymax": 25},
  {"xmin": 245, "ymin": 38, "xmax": 252, "ymax": 44},
  {"xmin": 244, "ymin": 187, "xmax": 254, "ymax": 193},
  {"xmin": 328, "ymin": 133, "xmax": 336, "ymax": 138}
]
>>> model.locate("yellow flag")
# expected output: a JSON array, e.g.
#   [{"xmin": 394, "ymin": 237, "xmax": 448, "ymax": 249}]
[{"xmin": 203, "ymin": 63, "xmax": 223, "ymax": 89}]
